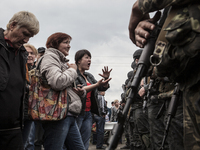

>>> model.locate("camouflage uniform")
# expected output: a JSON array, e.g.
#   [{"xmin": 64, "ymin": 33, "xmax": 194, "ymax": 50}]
[
  {"xmin": 146, "ymin": 77, "xmax": 183, "ymax": 150},
  {"xmin": 125, "ymin": 88, "xmax": 150, "ymax": 150},
  {"xmin": 146, "ymin": 78, "xmax": 171, "ymax": 150},
  {"xmin": 124, "ymin": 49, "xmax": 151, "ymax": 150},
  {"xmin": 127, "ymin": 72, "xmax": 150, "ymax": 150},
  {"xmin": 138, "ymin": 0, "xmax": 200, "ymax": 149}
]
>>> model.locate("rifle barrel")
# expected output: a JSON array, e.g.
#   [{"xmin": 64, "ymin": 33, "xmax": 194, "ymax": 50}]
[{"xmin": 106, "ymin": 35, "xmax": 157, "ymax": 150}]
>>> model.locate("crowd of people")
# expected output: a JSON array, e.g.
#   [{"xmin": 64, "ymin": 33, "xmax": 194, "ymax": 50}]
[
  {"xmin": 0, "ymin": 10, "xmax": 113, "ymax": 150},
  {"xmin": 1, "ymin": 0, "xmax": 200, "ymax": 150}
]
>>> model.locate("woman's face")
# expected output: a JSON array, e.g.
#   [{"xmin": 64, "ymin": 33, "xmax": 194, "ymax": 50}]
[
  {"xmin": 78, "ymin": 54, "xmax": 91, "ymax": 71},
  {"xmin": 115, "ymin": 101, "xmax": 119, "ymax": 107},
  {"xmin": 58, "ymin": 38, "xmax": 71, "ymax": 56},
  {"xmin": 26, "ymin": 47, "xmax": 36, "ymax": 65}
]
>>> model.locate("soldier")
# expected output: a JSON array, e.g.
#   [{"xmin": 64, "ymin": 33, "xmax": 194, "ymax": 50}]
[
  {"xmin": 126, "ymin": 49, "xmax": 150, "ymax": 150},
  {"xmin": 139, "ymin": 70, "xmax": 183, "ymax": 150},
  {"xmin": 129, "ymin": 0, "xmax": 200, "ymax": 149}
]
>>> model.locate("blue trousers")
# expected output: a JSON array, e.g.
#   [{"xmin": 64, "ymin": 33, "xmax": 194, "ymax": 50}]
[
  {"xmin": 22, "ymin": 120, "xmax": 35, "ymax": 150},
  {"xmin": 76, "ymin": 111, "xmax": 93, "ymax": 150},
  {"xmin": 93, "ymin": 115, "xmax": 105, "ymax": 148},
  {"xmin": 42, "ymin": 116, "xmax": 85, "ymax": 150}
]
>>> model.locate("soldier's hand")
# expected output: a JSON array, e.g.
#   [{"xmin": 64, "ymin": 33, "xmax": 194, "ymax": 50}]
[
  {"xmin": 134, "ymin": 11, "xmax": 161, "ymax": 48},
  {"xmin": 129, "ymin": 1, "xmax": 146, "ymax": 44},
  {"xmin": 138, "ymin": 87, "xmax": 146, "ymax": 98}
]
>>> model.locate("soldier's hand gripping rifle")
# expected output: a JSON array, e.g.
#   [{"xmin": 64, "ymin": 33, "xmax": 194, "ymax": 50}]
[
  {"xmin": 160, "ymin": 83, "xmax": 180, "ymax": 150},
  {"xmin": 106, "ymin": 8, "xmax": 170, "ymax": 150}
]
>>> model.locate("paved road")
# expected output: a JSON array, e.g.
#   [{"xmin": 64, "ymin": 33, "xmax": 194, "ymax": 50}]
[{"xmin": 89, "ymin": 133, "xmax": 127, "ymax": 150}]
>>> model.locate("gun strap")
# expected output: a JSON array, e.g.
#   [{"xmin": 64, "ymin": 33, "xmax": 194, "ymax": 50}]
[{"xmin": 151, "ymin": 7, "xmax": 180, "ymax": 66}]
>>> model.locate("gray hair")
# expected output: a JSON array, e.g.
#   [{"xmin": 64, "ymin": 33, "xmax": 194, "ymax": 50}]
[{"xmin": 7, "ymin": 11, "xmax": 39, "ymax": 36}]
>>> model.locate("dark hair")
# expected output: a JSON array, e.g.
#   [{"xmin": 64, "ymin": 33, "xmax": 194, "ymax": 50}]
[
  {"xmin": 133, "ymin": 49, "xmax": 143, "ymax": 59},
  {"xmin": 37, "ymin": 47, "xmax": 46, "ymax": 53},
  {"xmin": 75, "ymin": 49, "xmax": 91, "ymax": 65},
  {"xmin": 46, "ymin": 32, "xmax": 72, "ymax": 49}
]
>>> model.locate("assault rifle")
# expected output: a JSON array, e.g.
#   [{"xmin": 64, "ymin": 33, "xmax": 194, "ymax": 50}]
[
  {"xmin": 106, "ymin": 8, "xmax": 170, "ymax": 150},
  {"xmin": 143, "ymin": 78, "xmax": 154, "ymax": 113},
  {"xmin": 160, "ymin": 83, "xmax": 180, "ymax": 150}
]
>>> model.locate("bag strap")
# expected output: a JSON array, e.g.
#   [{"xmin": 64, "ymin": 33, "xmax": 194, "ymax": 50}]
[
  {"xmin": 36, "ymin": 57, "xmax": 44, "ymax": 71},
  {"xmin": 155, "ymin": 6, "xmax": 179, "ymax": 45},
  {"xmin": 150, "ymin": 6, "xmax": 180, "ymax": 66}
]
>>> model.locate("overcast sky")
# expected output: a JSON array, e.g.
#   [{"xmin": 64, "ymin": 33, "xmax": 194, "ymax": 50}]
[{"xmin": 1, "ymin": 0, "xmax": 140, "ymax": 107}]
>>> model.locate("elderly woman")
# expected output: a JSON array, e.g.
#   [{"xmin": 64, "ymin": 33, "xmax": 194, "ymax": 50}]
[
  {"xmin": 75, "ymin": 49, "xmax": 112, "ymax": 150},
  {"xmin": 39, "ymin": 32, "xmax": 85, "ymax": 150},
  {"xmin": 22, "ymin": 43, "xmax": 38, "ymax": 149},
  {"xmin": 0, "ymin": 11, "xmax": 39, "ymax": 150}
]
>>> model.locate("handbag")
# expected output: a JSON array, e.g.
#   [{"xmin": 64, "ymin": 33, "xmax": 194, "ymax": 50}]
[{"xmin": 28, "ymin": 58, "xmax": 69, "ymax": 121}]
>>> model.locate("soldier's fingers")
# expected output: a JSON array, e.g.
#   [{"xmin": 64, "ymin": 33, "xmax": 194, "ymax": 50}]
[
  {"xmin": 135, "ymin": 34, "xmax": 146, "ymax": 47},
  {"xmin": 136, "ymin": 41, "xmax": 144, "ymax": 48}
]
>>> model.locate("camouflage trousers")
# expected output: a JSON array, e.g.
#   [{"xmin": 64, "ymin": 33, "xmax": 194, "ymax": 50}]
[
  {"xmin": 164, "ymin": 96, "xmax": 183, "ymax": 150},
  {"xmin": 147, "ymin": 98, "xmax": 183, "ymax": 150},
  {"xmin": 129, "ymin": 103, "xmax": 150, "ymax": 150},
  {"xmin": 147, "ymin": 99, "xmax": 167, "ymax": 150},
  {"xmin": 124, "ymin": 119, "xmax": 130, "ymax": 146},
  {"xmin": 183, "ymin": 82, "xmax": 200, "ymax": 150}
]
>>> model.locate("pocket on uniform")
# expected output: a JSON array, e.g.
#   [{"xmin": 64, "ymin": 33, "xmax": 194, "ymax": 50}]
[{"xmin": 164, "ymin": 8, "xmax": 196, "ymax": 46}]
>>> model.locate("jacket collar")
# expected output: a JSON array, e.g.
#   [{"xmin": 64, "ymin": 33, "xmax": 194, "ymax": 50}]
[
  {"xmin": 0, "ymin": 28, "xmax": 7, "ymax": 47},
  {"xmin": 0, "ymin": 28, "xmax": 26, "ymax": 53},
  {"xmin": 77, "ymin": 68, "xmax": 89, "ymax": 77},
  {"xmin": 46, "ymin": 48, "xmax": 69, "ymax": 63}
]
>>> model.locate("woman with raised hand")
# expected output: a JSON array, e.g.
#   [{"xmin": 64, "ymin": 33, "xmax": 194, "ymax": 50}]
[{"xmin": 74, "ymin": 49, "xmax": 112, "ymax": 150}]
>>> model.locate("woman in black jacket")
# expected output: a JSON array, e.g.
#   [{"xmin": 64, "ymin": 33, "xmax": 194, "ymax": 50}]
[{"xmin": 74, "ymin": 49, "xmax": 112, "ymax": 150}]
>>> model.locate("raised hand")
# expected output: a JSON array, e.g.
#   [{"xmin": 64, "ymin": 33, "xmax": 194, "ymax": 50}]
[
  {"xmin": 97, "ymin": 78, "xmax": 112, "ymax": 87},
  {"xmin": 99, "ymin": 66, "xmax": 112, "ymax": 80}
]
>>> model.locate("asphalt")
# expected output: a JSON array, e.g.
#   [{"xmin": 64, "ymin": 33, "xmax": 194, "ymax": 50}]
[{"xmin": 89, "ymin": 133, "xmax": 128, "ymax": 150}]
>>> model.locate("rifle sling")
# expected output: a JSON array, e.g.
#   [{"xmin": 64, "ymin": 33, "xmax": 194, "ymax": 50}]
[{"xmin": 151, "ymin": 7, "xmax": 180, "ymax": 66}]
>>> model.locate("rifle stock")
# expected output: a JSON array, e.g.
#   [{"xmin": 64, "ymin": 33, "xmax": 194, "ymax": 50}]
[{"xmin": 160, "ymin": 83, "xmax": 180, "ymax": 150}]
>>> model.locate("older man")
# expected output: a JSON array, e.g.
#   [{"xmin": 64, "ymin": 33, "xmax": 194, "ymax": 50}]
[{"xmin": 0, "ymin": 11, "xmax": 39, "ymax": 149}]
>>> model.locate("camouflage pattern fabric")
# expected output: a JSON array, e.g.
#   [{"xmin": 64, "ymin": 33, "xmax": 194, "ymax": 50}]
[
  {"xmin": 147, "ymin": 99, "xmax": 167, "ymax": 150},
  {"xmin": 129, "ymin": 106, "xmax": 150, "ymax": 150},
  {"xmin": 183, "ymin": 82, "xmax": 200, "ymax": 150},
  {"xmin": 147, "ymin": 80, "xmax": 171, "ymax": 150},
  {"xmin": 147, "ymin": 79, "xmax": 183, "ymax": 150},
  {"xmin": 138, "ymin": 0, "xmax": 195, "ymax": 14},
  {"xmin": 125, "ymin": 85, "xmax": 150, "ymax": 149},
  {"xmin": 137, "ymin": 1, "xmax": 200, "ymax": 149},
  {"xmin": 165, "ymin": 95, "xmax": 183, "ymax": 150}
]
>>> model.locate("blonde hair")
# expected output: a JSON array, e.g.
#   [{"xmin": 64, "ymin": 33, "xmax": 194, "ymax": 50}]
[
  {"xmin": 114, "ymin": 99, "xmax": 119, "ymax": 104},
  {"xmin": 24, "ymin": 43, "xmax": 37, "ymax": 55},
  {"xmin": 7, "ymin": 11, "xmax": 39, "ymax": 36}
]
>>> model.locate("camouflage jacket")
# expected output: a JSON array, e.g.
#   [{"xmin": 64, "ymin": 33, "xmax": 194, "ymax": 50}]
[{"xmin": 139, "ymin": 0, "xmax": 200, "ymax": 90}]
